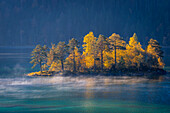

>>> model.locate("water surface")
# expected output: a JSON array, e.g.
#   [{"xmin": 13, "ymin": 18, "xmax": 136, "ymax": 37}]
[{"xmin": 0, "ymin": 47, "xmax": 169, "ymax": 113}]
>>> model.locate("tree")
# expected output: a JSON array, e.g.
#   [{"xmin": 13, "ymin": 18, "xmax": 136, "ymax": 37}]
[
  {"xmin": 29, "ymin": 31, "xmax": 165, "ymax": 74},
  {"xmin": 126, "ymin": 33, "xmax": 145, "ymax": 68},
  {"xmin": 103, "ymin": 50, "xmax": 113, "ymax": 70},
  {"xmin": 146, "ymin": 39, "xmax": 164, "ymax": 68},
  {"xmin": 133, "ymin": 53, "xmax": 144, "ymax": 71},
  {"xmin": 82, "ymin": 32, "xmax": 98, "ymax": 71},
  {"xmin": 68, "ymin": 38, "xmax": 79, "ymax": 72},
  {"xmin": 47, "ymin": 43, "xmax": 56, "ymax": 66},
  {"xmin": 96, "ymin": 34, "xmax": 108, "ymax": 71},
  {"xmin": 47, "ymin": 43, "xmax": 62, "ymax": 71},
  {"xmin": 30, "ymin": 44, "xmax": 48, "ymax": 72},
  {"xmin": 108, "ymin": 33, "xmax": 126, "ymax": 68},
  {"xmin": 54, "ymin": 41, "xmax": 68, "ymax": 71},
  {"xmin": 65, "ymin": 47, "xmax": 81, "ymax": 72}
]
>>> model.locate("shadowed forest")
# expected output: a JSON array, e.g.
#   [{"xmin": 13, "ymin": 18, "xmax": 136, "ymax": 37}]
[{"xmin": 30, "ymin": 32, "xmax": 165, "ymax": 75}]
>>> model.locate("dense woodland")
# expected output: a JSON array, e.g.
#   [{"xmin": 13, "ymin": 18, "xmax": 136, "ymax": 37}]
[{"xmin": 30, "ymin": 32, "xmax": 165, "ymax": 74}]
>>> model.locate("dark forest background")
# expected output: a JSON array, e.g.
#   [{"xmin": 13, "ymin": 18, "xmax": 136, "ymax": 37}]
[{"xmin": 0, "ymin": 0, "xmax": 169, "ymax": 47}]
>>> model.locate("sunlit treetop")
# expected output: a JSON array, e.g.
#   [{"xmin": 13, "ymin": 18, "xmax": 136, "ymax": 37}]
[
  {"xmin": 30, "ymin": 31, "xmax": 165, "ymax": 73},
  {"xmin": 109, "ymin": 33, "xmax": 121, "ymax": 41},
  {"xmin": 147, "ymin": 38, "xmax": 163, "ymax": 58},
  {"xmin": 82, "ymin": 31, "xmax": 97, "ymax": 55},
  {"xmin": 129, "ymin": 33, "xmax": 138, "ymax": 46}
]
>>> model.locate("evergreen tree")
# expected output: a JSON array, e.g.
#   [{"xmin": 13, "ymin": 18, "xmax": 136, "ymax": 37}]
[
  {"xmin": 54, "ymin": 42, "xmax": 68, "ymax": 71},
  {"xmin": 47, "ymin": 43, "xmax": 56, "ymax": 66},
  {"xmin": 146, "ymin": 39, "xmax": 164, "ymax": 68},
  {"xmin": 108, "ymin": 33, "xmax": 126, "ymax": 68},
  {"xmin": 30, "ymin": 44, "xmax": 48, "ymax": 72},
  {"xmin": 68, "ymin": 38, "xmax": 79, "ymax": 72},
  {"xmin": 96, "ymin": 34, "xmax": 108, "ymax": 71},
  {"xmin": 65, "ymin": 47, "xmax": 81, "ymax": 72},
  {"xmin": 29, "ymin": 31, "xmax": 165, "ymax": 74}
]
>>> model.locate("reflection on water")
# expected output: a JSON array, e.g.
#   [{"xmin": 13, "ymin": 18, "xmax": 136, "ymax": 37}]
[{"xmin": 85, "ymin": 78, "xmax": 95, "ymax": 99}]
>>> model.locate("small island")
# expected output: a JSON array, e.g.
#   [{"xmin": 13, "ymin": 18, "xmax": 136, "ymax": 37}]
[{"xmin": 28, "ymin": 32, "xmax": 166, "ymax": 77}]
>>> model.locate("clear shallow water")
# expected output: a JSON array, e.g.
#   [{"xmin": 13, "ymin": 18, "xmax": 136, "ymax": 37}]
[
  {"xmin": 0, "ymin": 47, "xmax": 170, "ymax": 113},
  {"xmin": 0, "ymin": 76, "xmax": 170, "ymax": 113}
]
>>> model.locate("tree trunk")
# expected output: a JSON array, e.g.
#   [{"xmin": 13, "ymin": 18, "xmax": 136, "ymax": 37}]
[
  {"xmin": 94, "ymin": 58, "xmax": 96, "ymax": 72},
  {"xmin": 114, "ymin": 46, "xmax": 117, "ymax": 68},
  {"xmin": 40, "ymin": 61, "xmax": 42, "ymax": 73},
  {"xmin": 73, "ymin": 51, "xmax": 76, "ymax": 72},
  {"xmin": 77, "ymin": 59, "xmax": 80, "ymax": 72},
  {"xmin": 61, "ymin": 59, "xmax": 64, "ymax": 72},
  {"xmin": 138, "ymin": 63, "xmax": 140, "ymax": 71},
  {"xmin": 101, "ymin": 49, "xmax": 103, "ymax": 72}
]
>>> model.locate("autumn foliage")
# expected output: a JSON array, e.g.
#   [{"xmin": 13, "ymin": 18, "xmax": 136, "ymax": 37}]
[{"xmin": 30, "ymin": 32, "xmax": 165, "ymax": 73}]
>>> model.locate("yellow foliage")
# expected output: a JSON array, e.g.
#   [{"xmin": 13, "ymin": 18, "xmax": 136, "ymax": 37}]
[
  {"xmin": 49, "ymin": 61, "xmax": 61, "ymax": 71},
  {"xmin": 42, "ymin": 64, "xmax": 48, "ymax": 71},
  {"xmin": 85, "ymin": 56, "xmax": 94, "ymax": 68},
  {"xmin": 27, "ymin": 71, "xmax": 52, "ymax": 76},
  {"xmin": 27, "ymin": 71, "xmax": 41, "ymax": 76},
  {"xmin": 133, "ymin": 53, "xmax": 144, "ymax": 68},
  {"xmin": 80, "ymin": 55, "xmax": 87, "ymax": 71},
  {"xmin": 146, "ymin": 44, "xmax": 157, "ymax": 57},
  {"xmin": 108, "ymin": 33, "xmax": 126, "ymax": 47},
  {"xmin": 158, "ymin": 57, "xmax": 165, "ymax": 68},
  {"xmin": 103, "ymin": 51, "xmax": 113, "ymax": 69},
  {"xmin": 65, "ymin": 47, "xmax": 82, "ymax": 71},
  {"xmin": 125, "ymin": 33, "xmax": 145, "ymax": 67},
  {"xmin": 29, "ymin": 32, "xmax": 165, "ymax": 73},
  {"xmin": 109, "ymin": 33, "xmax": 120, "ymax": 40},
  {"xmin": 82, "ymin": 31, "xmax": 97, "ymax": 55},
  {"xmin": 115, "ymin": 49, "xmax": 126, "ymax": 63},
  {"xmin": 146, "ymin": 38, "xmax": 165, "ymax": 68},
  {"xmin": 82, "ymin": 31, "xmax": 97, "ymax": 68},
  {"xmin": 129, "ymin": 33, "xmax": 138, "ymax": 46}
]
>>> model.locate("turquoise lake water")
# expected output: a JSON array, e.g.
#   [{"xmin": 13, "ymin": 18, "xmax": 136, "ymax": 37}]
[{"xmin": 0, "ymin": 47, "xmax": 170, "ymax": 113}]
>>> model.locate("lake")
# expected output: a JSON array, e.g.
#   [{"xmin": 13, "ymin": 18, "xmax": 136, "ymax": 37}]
[{"xmin": 0, "ymin": 47, "xmax": 170, "ymax": 113}]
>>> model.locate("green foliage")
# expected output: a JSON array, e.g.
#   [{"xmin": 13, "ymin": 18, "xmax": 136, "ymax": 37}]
[
  {"xmin": 30, "ymin": 44, "xmax": 48, "ymax": 72},
  {"xmin": 53, "ymin": 42, "xmax": 68, "ymax": 71},
  {"xmin": 68, "ymin": 38, "xmax": 80, "ymax": 72}
]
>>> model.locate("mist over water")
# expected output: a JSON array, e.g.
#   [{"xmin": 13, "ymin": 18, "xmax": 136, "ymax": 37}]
[
  {"xmin": 0, "ymin": 74, "xmax": 169, "ymax": 101},
  {"xmin": 0, "ymin": 47, "xmax": 170, "ymax": 113},
  {"xmin": 0, "ymin": 74, "xmax": 170, "ymax": 113},
  {"xmin": 0, "ymin": 75, "xmax": 167, "ymax": 86},
  {"xmin": 0, "ymin": 0, "xmax": 169, "ymax": 111}
]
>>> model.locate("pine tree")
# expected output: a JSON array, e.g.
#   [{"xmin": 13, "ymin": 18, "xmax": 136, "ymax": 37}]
[
  {"xmin": 54, "ymin": 41, "xmax": 68, "ymax": 71},
  {"xmin": 146, "ymin": 39, "xmax": 164, "ymax": 69},
  {"xmin": 68, "ymin": 38, "xmax": 79, "ymax": 72},
  {"xmin": 30, "ymin": 44, "xmax": 48, "ymax": 72},
  {"xmin": 65, "ymin": 47, "xmax": 81, "ymax": 72},
  {"xmin": 47, "ymin": 43, "xmax": 56, "ymax": 66},
  {"xmin": 108, "ymin": 33, "xmax": 126, "ymax": 68},
  {"xmin": 96, "ymin": 34, "xmax": 108, "ymax": 71}
]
